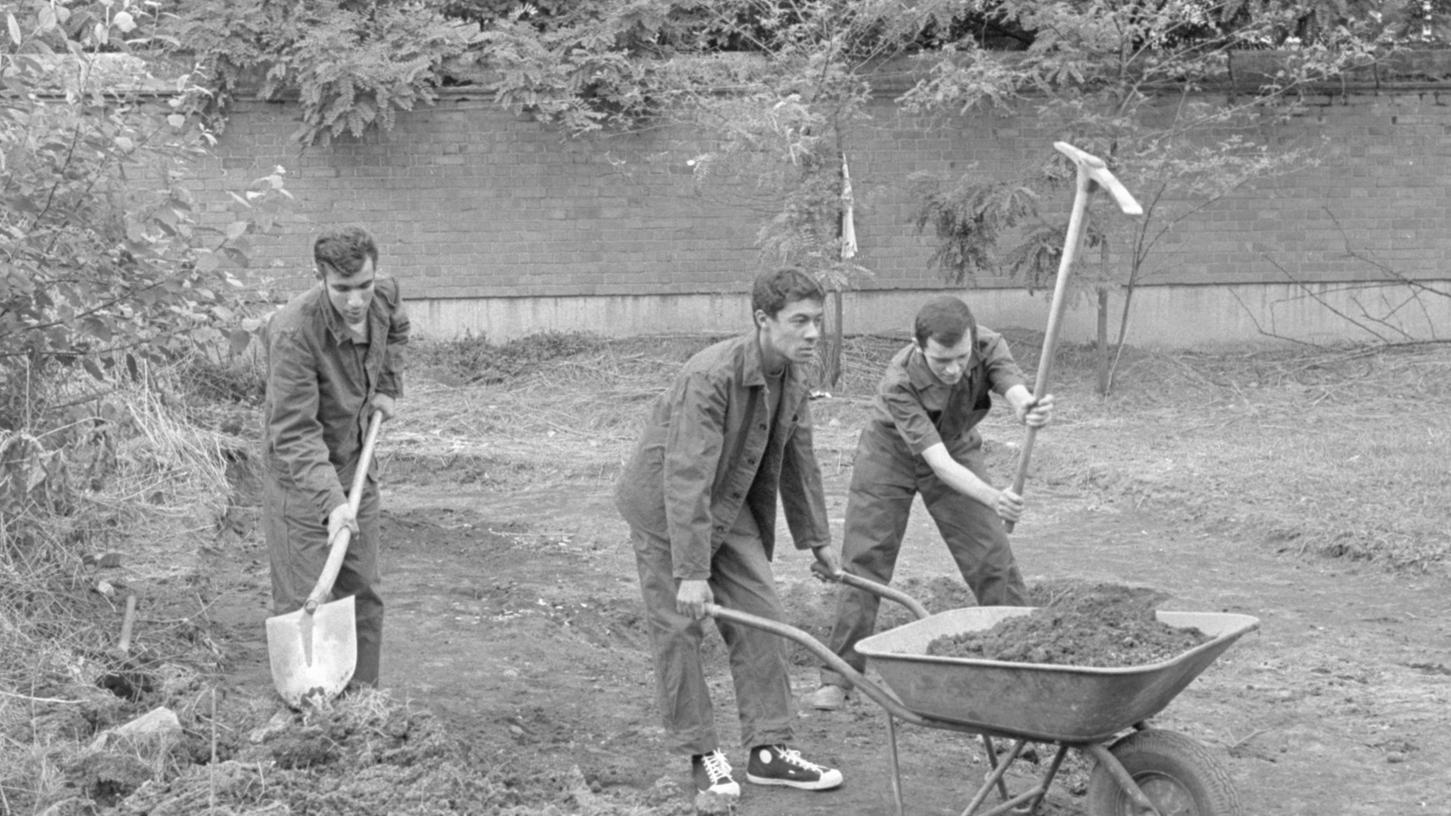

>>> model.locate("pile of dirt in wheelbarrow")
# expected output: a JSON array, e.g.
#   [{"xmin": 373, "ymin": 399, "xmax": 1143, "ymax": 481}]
[{"xmin": 927, "ymin": 582, "xmax": 1212, "ymax": 667}]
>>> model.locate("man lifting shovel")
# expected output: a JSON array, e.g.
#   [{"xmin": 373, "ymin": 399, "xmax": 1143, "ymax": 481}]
[{"xmin": 262, "ymin": 225, "xmax": 409, "ymax": 705}]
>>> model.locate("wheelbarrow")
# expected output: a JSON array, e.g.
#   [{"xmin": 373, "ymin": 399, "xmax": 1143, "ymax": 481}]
[{"xmin": 706, "ymin": 570, "xmax": 1260, "ymax": 816}]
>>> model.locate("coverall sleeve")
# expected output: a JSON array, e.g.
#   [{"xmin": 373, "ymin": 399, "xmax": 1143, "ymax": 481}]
[
  {"xmin": 662, "ymin": 371, "xmax": 728, "ymax": 580},
  {"xmin": 378, "ymin": 277, "xmax": 409, "ymax": 399},
  {"xmin": 779, "ymin": 396, "xmax": 831, "ymax": 550},
  {"xmin": 265, "ymin": 326, "xmax": 348, "ymax": 520},
  {"xmin": 882, "ymin": 381, "xmax": 943, "ymax": 455},
  {"xmin": 980, "ymin": 331, "xmax": 1029, "ymax": 395}
]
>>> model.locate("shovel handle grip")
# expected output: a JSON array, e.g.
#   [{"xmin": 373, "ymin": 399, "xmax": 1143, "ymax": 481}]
[
  {"xmin": 304, "ymin": 411, "xmax": 384, "ymax": 613},
  {"xmin": 810, "ymin": 562, "xmax": 931, "ymax": 620}
]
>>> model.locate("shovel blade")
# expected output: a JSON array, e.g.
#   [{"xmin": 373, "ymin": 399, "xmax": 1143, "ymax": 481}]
[{"xmin": 265, "ymin": 595, "xmax": 357, "ymax": 708}]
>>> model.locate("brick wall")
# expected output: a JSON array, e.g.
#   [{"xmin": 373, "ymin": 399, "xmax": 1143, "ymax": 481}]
[{"xmin": 188, "ymin": 83, "xmax": 1451, "ymax": 341}]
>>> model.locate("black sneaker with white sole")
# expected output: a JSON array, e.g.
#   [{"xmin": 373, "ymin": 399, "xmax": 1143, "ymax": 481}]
[
  {"xmin": 692, "ymin": 749, "xmax": 741, "ymax": 798},
  {"xmin": 744, "ymin": 744, "xmax": 844, "ymax": 791}
]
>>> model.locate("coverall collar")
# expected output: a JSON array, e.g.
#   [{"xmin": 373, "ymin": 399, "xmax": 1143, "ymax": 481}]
[
  {"xmin": 905, "ymin": 344, "xmax": 940, "ymax": 389},
  {"xmin": 749, "ymin": 331, "xmax": 804, "ymax": 391}
]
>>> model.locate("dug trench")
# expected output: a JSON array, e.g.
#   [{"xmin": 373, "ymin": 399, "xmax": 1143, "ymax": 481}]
[{"xmin": 192, "ymin": 449, "xmax": 1451, "ymax": 816}]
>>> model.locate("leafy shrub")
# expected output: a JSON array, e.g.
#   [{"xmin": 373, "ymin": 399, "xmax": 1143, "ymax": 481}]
[
  {"xmin": 163, "ymin": 0, "xmax": 485, "ymax": 146},
  {"xmin": 1, "ymin": 1, "xmax": 293, "ymax": 430}
]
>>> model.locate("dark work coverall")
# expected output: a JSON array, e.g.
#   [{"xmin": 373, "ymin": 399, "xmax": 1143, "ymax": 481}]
[
  {"xmin": 820, "ymin": 326, "xmax": 1030, "ymax": 690},
  {"xmin": 262, "ymin": 276, "xmax": 408, "ymax": 687},
  {"xmin": 614, "ymin": 332, "xmax": 831, "ymax": 756}
]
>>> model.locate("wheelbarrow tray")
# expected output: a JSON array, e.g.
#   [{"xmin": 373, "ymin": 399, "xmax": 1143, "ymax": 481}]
[{"xmin": 855, "ymin": 606, "xmax": 1259, "ymax": 744}]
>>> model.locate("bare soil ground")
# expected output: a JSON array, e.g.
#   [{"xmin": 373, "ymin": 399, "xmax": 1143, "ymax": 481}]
[{"xmin": 40, "ymin": 334, "xmax": 1451, "ymax": 816}]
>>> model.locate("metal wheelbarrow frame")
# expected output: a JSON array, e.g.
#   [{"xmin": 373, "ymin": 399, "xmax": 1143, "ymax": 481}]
[{"xmin": 707, "ymin": 571, "xmax": 1260, "ymax": 816}]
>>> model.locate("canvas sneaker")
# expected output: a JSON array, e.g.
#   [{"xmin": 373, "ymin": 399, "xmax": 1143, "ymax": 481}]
[
  {"xmin": 692, "ymin": 749, "xmax": 741, "ymax": 799},
  {"xmin": 808, "ymin": 684, "xmax": 848, "ymax": 710},
  {"xmin": 745, "ymin": 744, "xmax": 844, "ymax": 791}
]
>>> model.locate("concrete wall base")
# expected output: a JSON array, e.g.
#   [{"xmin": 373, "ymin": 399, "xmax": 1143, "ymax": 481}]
[{"xmin": 410, "ymin": 281, "xmax": 1451, "ymax": 350}]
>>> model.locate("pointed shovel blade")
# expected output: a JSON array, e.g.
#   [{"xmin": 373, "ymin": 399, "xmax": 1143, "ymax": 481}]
[{"xmin": 265, "ymin": 595, "xmax": 357, "ymax": 708}]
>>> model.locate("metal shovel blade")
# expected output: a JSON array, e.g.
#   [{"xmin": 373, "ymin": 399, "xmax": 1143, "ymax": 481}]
[{"xmin": 265, "ymin": 595, "xmax": 357, "ymax": 707}]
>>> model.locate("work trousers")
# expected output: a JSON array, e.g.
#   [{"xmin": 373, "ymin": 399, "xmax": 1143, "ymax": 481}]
[
  {"xmin": 631, "ymin": 511, "xmax": 795, "ymax": 756},
  {"xmin": 264, "ymin": 470, "xmax": 384, "ymax": 687},
  {"xmin": 820, "ymin": 429, "xmax": 1027, "ymax": 687}
]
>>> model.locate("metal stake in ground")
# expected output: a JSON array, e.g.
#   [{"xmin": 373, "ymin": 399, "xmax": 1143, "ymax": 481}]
[{"xmin": 1006, "ymin": 142, "xmax": 1143, "ymax": 533}]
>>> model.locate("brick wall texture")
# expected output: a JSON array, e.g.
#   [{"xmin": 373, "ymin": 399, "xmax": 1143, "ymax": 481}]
[{"xmin": 189, "ymin": 86, "xmax": 1451, "ymax": 303}]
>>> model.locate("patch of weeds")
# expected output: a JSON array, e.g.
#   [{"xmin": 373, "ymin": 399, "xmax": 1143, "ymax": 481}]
[
  {"xmin": 173, "ymin": 354, "xmax": 264, "ymax": 407},
  {"xmin": 414, "ymin": 330, "xmax": 605, "ymax": 385}
]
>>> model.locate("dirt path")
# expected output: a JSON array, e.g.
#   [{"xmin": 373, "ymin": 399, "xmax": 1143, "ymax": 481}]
[
  {"xmin": 211, "ymin": 460, "xmax": 1451, "ymax": 814},
  {"xmin": 298, "ymin": 463, "xmax": 1449, "ymax": 816}
]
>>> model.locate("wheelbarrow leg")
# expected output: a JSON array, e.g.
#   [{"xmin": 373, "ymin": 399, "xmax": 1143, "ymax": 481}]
[
  {"xmin": 1019, "ymin": 744, "xmax": 1070, "ymax": 815},
  {"xmin": 980, "ymin": 735, "xmax": 1013, "ymax": 801},
  {"xmin": 958, "ymin": 738, "xmax": 1022, "ymax": 815},
  {"xmin": 886, "ymin": 715, "xmax": 906, "ymax": 816}
]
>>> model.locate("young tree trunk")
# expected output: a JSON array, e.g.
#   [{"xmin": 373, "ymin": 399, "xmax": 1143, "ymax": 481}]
[
  {"xmin": 824, "ymin": 288, "xmax": 844, "ymax": 388},
  {"xmin": 1096, "ymin": 287, "xmax": 1110, "ymax": 396}
]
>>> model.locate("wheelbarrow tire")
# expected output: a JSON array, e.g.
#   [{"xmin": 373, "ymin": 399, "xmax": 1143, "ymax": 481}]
[{"xmin": 1085, "ymin": 728, "xmax": 1243, "ymax": 816}]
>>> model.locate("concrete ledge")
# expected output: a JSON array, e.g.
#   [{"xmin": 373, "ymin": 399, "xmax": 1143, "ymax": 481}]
[{"xmin": 407, "ymin": 281, "xmax": 1451, "ymax": 350}]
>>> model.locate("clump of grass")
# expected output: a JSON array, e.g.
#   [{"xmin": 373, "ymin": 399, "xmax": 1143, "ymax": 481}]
[
  {"xmin": 411, "ymin": 330, "xmax": 606, "ymax": 386},
  {"xmin": 390, "ymin": 333, "xmax": 713, "ymax": 489}
]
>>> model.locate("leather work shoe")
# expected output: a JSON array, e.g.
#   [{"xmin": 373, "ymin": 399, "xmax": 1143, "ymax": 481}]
[
  {"xmin": 808, "ymin": 684, "xmax": 848, "ymax": 710},
  {"xmin": 745, "ymin": 744, "xmax": 844, "ymax": 791}
]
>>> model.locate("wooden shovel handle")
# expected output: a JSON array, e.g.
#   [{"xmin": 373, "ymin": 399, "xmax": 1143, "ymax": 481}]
[{"xmin": 303, "ymin": 411, "xmax": 383, "ymax": 612}]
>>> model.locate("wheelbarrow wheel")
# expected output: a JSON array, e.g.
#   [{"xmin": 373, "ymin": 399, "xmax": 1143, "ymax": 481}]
[{"xmin": 1085, "ymin": 728, "xmax": 1243, "ymax": 816}]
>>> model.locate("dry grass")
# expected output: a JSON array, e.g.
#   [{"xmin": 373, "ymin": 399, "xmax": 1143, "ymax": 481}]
[
  {"xmin": 0, "ymin": 373, "xmax": 249, "ymax": 815},
  {"xmin": 0, "ymin": 366, "xmax": 249, "ymax": 740},
  {"xmin": 399, "ymin": 331, "xmax": 1451, "ymax": 573}
]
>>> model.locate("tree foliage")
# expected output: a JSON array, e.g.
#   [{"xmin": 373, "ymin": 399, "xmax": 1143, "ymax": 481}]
[
  {"xmin": 887, "ymin": 0, "xmax": 1407, "ymax": 391},
  {"xmin": 163, "ymin": 0, "xmax": 485, "ymax": 146},
  {"xmin": 0, "ymin": 0, "xmax": 291, "ymax": 428}
]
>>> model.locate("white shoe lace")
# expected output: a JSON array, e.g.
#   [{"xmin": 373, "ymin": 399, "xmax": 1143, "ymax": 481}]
[
  {"xmin": 774, "ymin": 746, "xmax": 825, "ymax": 772},
  {"xmin": 701, "ymin": 750, "xmax": 734, "ymax": 784}
]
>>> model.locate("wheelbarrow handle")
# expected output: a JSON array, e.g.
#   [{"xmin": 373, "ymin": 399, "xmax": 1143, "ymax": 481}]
[
  {"xmin": 704, "ymin": 602, "xmax": 924, "ymax": 725},
  {"xmin": 304, "ymin": 411, "xmax": 384, "ymax": 613},
  {"xmin": 810, "ymin": 562, "xmax": 931, "ymax": 621}
]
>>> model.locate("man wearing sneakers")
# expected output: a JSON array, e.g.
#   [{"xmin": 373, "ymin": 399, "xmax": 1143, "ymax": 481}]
[
  {"xmin": 809, "ymin": 295, "xmax": 1052, "ymax": 711},
  {"xmin": 614, "ymin": 268, "xmax": 846, "ymax": 802}
]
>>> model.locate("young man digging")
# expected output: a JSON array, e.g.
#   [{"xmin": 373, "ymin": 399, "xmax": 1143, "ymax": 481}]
[
  {"xmin": 262, "ymin": 225, "xmax": 408, "ymax": 692},
  {"xmin": 809, "ymin": 295, "xmax": 1052, "ymax": 711},
  {"xmin": 614, "ymin": 268, "xmax": 845, "ymax": 805}
]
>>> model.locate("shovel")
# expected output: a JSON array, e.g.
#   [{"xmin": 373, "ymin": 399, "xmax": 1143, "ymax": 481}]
[{"xmin": 265, "ymin": 411, "xmax": 383, "ymax": 707}]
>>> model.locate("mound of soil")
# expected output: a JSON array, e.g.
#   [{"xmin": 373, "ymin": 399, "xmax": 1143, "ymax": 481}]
[{"xmin": 926, "ymin": 582, "xmax": 1212, "ymax": 667}]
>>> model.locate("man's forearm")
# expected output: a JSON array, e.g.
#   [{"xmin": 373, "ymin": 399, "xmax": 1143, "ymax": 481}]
[{"xmin": 921, "ymin": 444, "xmax": 998, "ymax": 506}]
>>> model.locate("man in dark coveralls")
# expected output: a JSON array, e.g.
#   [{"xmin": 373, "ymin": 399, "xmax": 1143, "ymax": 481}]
[
  {"xmin": 809, "ymin": 295, "xmax": 1052, "ymax": 710},
  {"xmin": 614, "ymin": 268, "xmax": 845, "ymax": 804},
  {"xmin": 262, "ymin": 225, "xmax": 408, "ymax": 690}
]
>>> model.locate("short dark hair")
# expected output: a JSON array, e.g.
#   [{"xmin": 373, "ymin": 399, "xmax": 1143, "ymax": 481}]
[
  {"xmin": 314, "ymin": 225, "xmax": 379, "ymax": 278},
  {"xmin": 751, "ymin": 267, "xmax": 824, "ymax": 319},
  {"xmin": 914, "ymin": 296, "xmax": 977, "ymax": 349}
]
